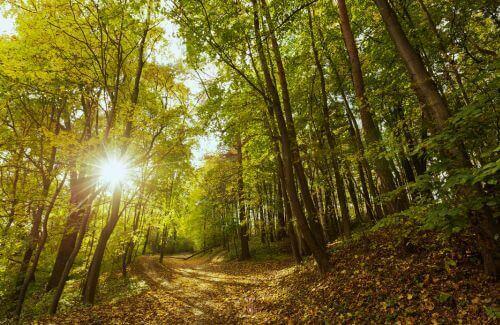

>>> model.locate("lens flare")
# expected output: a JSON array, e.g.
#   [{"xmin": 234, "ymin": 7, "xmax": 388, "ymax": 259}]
[{"xmin": 98, "ymin": 156, "xmax": 129, "ymax": 188}]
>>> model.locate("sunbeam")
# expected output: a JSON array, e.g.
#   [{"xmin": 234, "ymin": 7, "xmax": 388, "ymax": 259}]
[{"xmin": 98, "ymin": 155, "xmax": 130, "ymax": 189}]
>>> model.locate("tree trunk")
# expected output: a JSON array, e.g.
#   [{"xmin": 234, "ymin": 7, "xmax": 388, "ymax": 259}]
[
  {"xmin": 81, "ymin": 19, "xmax": 149, "ymax": 303},
  {"xmin": 252, "ymin": 0, "xmax": 330, "ymax": 272},
  {"xmin": 159, "ymin": 224, "xmax": 168, "ymax": 263},
  {"xmin": 260, "ymin": 0, "xmax": 326, "ymax": 248},
  {"xmin": 46, "ymin": 174, "xmax": 92, "ymax": 291},
  {"xmin": 259, "ymin": 203, "xmax": 267, "ymax": 244},
  {"xmin": 334, "ymin": 0, "xmax": 408, "ymax": 215},
  {"xmin": 333, "ymin": 63, "xmax": 383, "ymax": 220},
  {"xmin": 50, "ymin": 205, "xmax": 93, "ymax": 314},
  {"xmin": 308, "ymin": 8, "xmax": 351, "ymax": 238},
  {"xmin": 16, "ymin": 175, "xmax": 66, "ymax": 317},
  {"xmin": 142, "ymin": 225, "xmax": 151, "ymax": 255},
  {"xmin": 236, "ymin": 136, "xmax": 251, "ymax": 260},
  {"xmin": 82, "ymin": 187, "xmax": 122, "ymax": 304},
  {"xmin": 373, "ymin": 0, "xmax": 498, "ymax": 276},
  {"xmin": 15, "ymin": 207, "xmax": 43, "ymax": 296},
  {"xmin": 344, "ymin": 170, "xmax": 362, "ymax": 222},
  {"xmin": 275, "ymin": 178, "xmax": 287, "ymax": 240}
]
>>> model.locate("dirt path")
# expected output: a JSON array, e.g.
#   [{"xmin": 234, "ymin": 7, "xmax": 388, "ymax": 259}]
[
  {"xmin": 46, "ymin": 252, "xmax": 293, "ymax": 324},
  {"xmin": 39, "ymin": 228, "xmax": 498, "ymax": 324}
]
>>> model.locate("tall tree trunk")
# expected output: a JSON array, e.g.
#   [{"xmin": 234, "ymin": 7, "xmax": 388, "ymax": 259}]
[
  {"xmin": 262, "ymin": 182, "xmax": 276, "ymax": 243},
  {"xmin": 16, "ymin": 135, "xmax": 59, "ymax": 293},
  {"xmin": 236, "ymin": 136, "xmax": 251, "ymax": 260},
  {"xmin": 16, "ymin": 175, "xmax": 66, "ymax": 317},
  {"xmin": 82, "ymin": 21, "xmax": 150, "ymax": 303},
  {"xmin": 82, "ymin": 187, "xmax": 122, "ymax": 304},
  {"xmin": 373, "ymin": 0, "xmax": 498, "ymax": 276},
  {"xmin": 159, "ymin": 224, "xmax": 168, "ymax": 263},
  {"xmin": 345, "ymin": 169, "xmax": 366, "ymax": 223},
  {"xmin": 334, "ymin": 0, "xmax": 408, "ymax": 215},
  {"xmin": 331, "ymin": 61, "xmax": 383, "ymax": 220},
  {"xmin": 323, "ymin": 188, "xmax": 337, "ymax": 239},
  {"xmin": 251, "ymin": 0, "xmax": 330, "ymax": 272},
  {"xmin": 275, "ymin": 177, "xmax": 287, "ymax": 240},
  {"xmin": 50, "ymin": 204, "xmax": 94, "ymax": 314},
  {"xmin": 142, "ymin": 225, "xmax": 151, "ymax": 255},
  {"xmin": 308, "ymin": 8, "xmax": 351, "ymax": 237},
  {"xmin": 260, "ymin": 0, "xmax": 326, "ymax": 248},
  {"xmin": 46, "ymin": 174, "xmax": 92, "ymax": 291}
]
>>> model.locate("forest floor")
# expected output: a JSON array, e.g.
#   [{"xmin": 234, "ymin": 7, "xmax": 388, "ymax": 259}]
[{"xmin": 41, "ymin": 225, "xmax": 498, "ymax": 324}]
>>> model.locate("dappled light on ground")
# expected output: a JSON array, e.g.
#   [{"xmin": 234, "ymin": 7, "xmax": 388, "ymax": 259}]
[{"xmin": 44, "ymin": 227, "xmax": 497, "ymax": 324}]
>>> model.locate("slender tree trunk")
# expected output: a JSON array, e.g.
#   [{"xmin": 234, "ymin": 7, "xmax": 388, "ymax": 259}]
[
  {"xmin": 333, "ymin": 64, "xmax": 383, "ymax": 220},
  {"xmin": 16, "ymin": 206, "xmax": 43, "ymax": 295},
  {"xmin": 252, "ymin": 0, "xmax": 330, "ymax": 272},
  {"xmin": 373, "ymin": 0, "xmax": 498, "ymax": 276},
  {"xmin": 159, "ymin": 224, "xmax": 168, "ymax": 263},
  {"xmin": 334, "ymin": 0, "xmax": 408, "ymax": 215},
  {"xmin": 346, "ymin": 169, "xmax": 365, "ymax": 223},
  {"xmin": 308, "ymin": 8, "xmax": 351, "ymax": 237},
  {"xmin": 259, "ymin": 204, "xmax": 267, "ymax": 244},
  {"xmin": 16, "ymin": 175, "xmax": 66, "ymax": 317},
  {"xmin": 323, "ymin": 188, "xmax": 337, "ymax": 239},
  {"xmin": 236, "ymin": 136, "xmax": 251, "ymax": 260},
  {"xmin": 82, "ymin": 187, "xmax": 122, "ymax": 304},
  {"xmin": 47, "ymin": 174, "xmax": 92, "ymax": 291},
  {"xmin": 82, "ymin": 20, "xmax": 150, "ymax": 303},
  {"xmin": 263, "ymin": 110, "xmax": 300, "ymax": 260},
  {"xmin": 260, "ymin": 0, "xmax": 326, "ymax": 248},
  {"xmin": 153, "ymin": 229, "xmax": 160, "ymax": 254},
  {"xmin": 275, "ymin": 178, "xmax": 287, "ymax": 240},
  {"xmin": 15, "ymin": 142, "xmax": 56, "ymax": 293},
  {"xmin": 50, "ymin": 204, "xmax": 93, "ymax": 314},
  {"xmin": 142, "ymin": 225, "xmax": 151, "ymax": 255},
  {"xmin": 16, "ymin": 136, "xmax": 59, "ymax": 292},
  {"xmin": 124, "ymin": 195, "xmax": 143, "ymax": 271}
]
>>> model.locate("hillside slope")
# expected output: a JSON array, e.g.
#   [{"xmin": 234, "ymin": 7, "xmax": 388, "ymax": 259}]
[{"xmin": 43, "ymin": 226, "xmax": 498, "ymax": 324}]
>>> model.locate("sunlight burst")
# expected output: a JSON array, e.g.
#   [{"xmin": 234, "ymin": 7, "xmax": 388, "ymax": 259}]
[{"xmin": 98, "ymin": 156, "xmax": 129, "ymax": 188}]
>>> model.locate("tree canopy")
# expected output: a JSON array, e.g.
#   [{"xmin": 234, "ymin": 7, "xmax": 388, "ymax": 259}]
[{"xmin": 0, "ymin": 0, "xmax": 498, "ymax": 322}]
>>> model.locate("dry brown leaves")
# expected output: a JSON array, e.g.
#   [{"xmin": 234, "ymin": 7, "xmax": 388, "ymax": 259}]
[{"xmin": 41, "ymin": 227, "xmax": 498, "ymax": 324}]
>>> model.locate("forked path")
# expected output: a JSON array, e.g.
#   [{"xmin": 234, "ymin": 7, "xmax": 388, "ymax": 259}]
[{"xmin": 49, "ymin": 252, "xmax": 293, "ymax": 324}]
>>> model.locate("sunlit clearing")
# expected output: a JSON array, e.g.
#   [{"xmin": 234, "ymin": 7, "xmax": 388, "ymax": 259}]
[{"xmin": 98, "ymin": 156, "xmax": 129, "ymax": 189}]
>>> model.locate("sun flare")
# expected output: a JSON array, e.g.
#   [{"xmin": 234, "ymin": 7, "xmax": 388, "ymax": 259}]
[{"xmin": 98, "ymin": 156, "xmax": 129, "ymax": 188}]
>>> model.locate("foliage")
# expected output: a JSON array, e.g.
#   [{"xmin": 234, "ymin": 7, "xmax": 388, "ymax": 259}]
[{"xmin": 0, "ymin": 0, "xmax": 498, "ymax": 321}]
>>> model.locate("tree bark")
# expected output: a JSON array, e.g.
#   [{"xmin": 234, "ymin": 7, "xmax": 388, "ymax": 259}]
[
  {"xmin": 260, "ymin": 0, "xmax": 326, "ymax": 248},
  {"xmin": 252, "ymin": 0, "xmax": 330, "ymax": 272},
  {"xmin": 46, "ymin": 174, "xmax": 93, "ymax": 291},
  {"xmin": 334, "ymin": 0, "xmax": 408, "ymax": 215},
  {"xmin": 236, "ymin": 135, "xmax": 251, "ymax": 260},
  {"xmin": 50, "ymin": 204, "xmax": 93, "ymax": 314},
  {"xmin": 373, "ymin": 0, "xmax": 498, "ymax": 276},
  {"xmin": 16, "ymin": 175, "xmax": 66, "ymax": 317},
  {"xmin": 308, "ymin": 8, "xmax": 351, "ymax": 237},
  {"xmin": 82, "ymin": 19, "xmax": 150, "ymax": 303}
]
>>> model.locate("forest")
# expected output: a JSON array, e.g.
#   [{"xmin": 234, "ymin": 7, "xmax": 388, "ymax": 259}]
[{"xmin": 0, "ymin": 0, "xmax": 498, "ymax": 323}]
